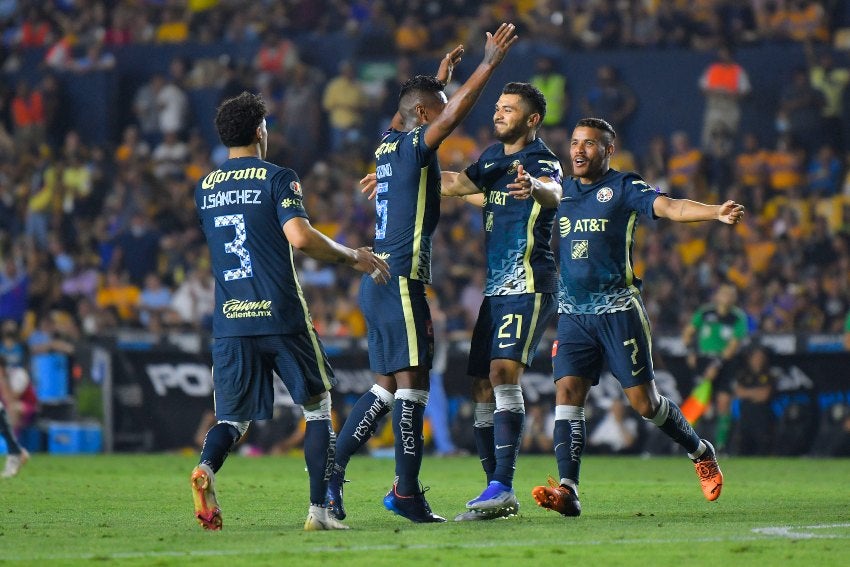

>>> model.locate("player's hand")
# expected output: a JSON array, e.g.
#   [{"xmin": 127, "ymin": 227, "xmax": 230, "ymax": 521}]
[
  {"xmin": 436, "ymin": 45, "xmax": 464, "ymax": 85},
  {"xmin": 353, "ymin": 247, "xmax": 390, "ymax": 284},
  {"xmin": 717, "ymin": 200, "xmax": 745, "ymax": 224},
  {"xmin": 359, "ymin": 172, "xmax": 379, "ymax": 200},
  {"xmin": 482, "ymin": 23, "xmax": 518, "ymax": 68},
  {"xmin": 507, "ymin": 164, "xmax": 536, "ymax": 200}
]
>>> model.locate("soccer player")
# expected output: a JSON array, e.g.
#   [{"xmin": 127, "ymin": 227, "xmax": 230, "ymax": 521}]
[
  {"xmin": 438, "ymin": 82, "xmax": 563, "ymax": 521},
  {"xmin": 681, "ymin": 283, "xmax": 748, "ymax": 452},
  {"xmin": 190, "ymin": 91, "xmax": 389, "ymax": 532},
  {"xmin": 327, "ymin": 23, "xmax": 519, "ymax": 524},
  {"xmin": 0, "ymin": 358, "xmax": 29, "ymax": 479},
  {"xmin": 533, "ymin": 118, "xmax": 743, "ymax": 517}
]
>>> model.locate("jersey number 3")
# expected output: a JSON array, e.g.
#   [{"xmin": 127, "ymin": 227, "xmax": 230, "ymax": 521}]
[{"xmin": 214, "ymin": 213, "xmax": 254, "ymax": 281}]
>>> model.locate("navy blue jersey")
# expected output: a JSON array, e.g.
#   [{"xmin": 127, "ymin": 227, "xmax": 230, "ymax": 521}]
[
  {"xmin": 464, "ymin": 138, "xmax": 562, "ymax": 296},
  {"xmin": 557, "ymin": 168, "xmax": 660, "ymax": 314},
  {"xmin": 372, "ymin": 126, "xmax": 441, "ymax": 283},
  {"xmin": 195, "ymin": 156, "xmax": 311, "ymax": 337}
]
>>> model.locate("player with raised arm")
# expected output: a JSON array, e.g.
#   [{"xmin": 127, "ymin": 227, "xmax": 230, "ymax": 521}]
[
  {"xmin": 326, "ymin": 23, "xmax": 519, "ymax": 524},
  {"xmin": 190, "ymin": 92, "xmax": 389, "ymax": 532},
  {"xmin": 438, "ymin": 82, "xmax": 562, "ymax": 521},
  {"xmin": 533, "ymin": 118, "xmax": 743, "ymax": 517}
]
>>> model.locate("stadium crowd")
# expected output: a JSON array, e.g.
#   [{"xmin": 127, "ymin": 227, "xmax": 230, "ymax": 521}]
[{"xmin": 1, "ymin": 0, "xmax": 850, "ymax": 458}]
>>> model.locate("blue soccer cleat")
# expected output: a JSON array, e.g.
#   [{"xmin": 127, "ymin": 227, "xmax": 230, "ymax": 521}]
[
  {"xmin": 383, "ymin": 482, "xmax": 446, "ymax": 523},
  {"xmin": 465, "ymin": 480, "xmax": 519, "ymax": 516},
  {"xmin": 326, "ymin": 468, "xmax": 348, "ymax": 520}
]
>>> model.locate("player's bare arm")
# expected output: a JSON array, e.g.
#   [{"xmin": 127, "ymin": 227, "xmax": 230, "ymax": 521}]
[
  {"xmin": 441, "ymin": 171, "xmax": 485, "ymax": 207},
  {"xmin": 506, "ymin": 164, "xmax": 561, "ymax": 207},
  {"xmin": 423, "ymin": 23, "xmax": 518, "ymax": 149},
  {"xmin": 653, "ymin": 196, "xmax": 745, "ymax": 224},
  {"xmin": 283, "ymin": 217, "xmax": 390, "ymax": 283}
]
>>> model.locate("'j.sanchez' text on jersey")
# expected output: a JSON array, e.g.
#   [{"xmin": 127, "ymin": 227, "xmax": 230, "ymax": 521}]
[
  {"xmin": 372, "ymin": 126, "xmax": 441, "ymax": 283},
  {"xmin": 465, "ymin": 138, "xmax": 561, "ymax": 296},
  {"xmin": 557, "ymin": 168, "xmax": 660, "ymax": 314},
  {"xmin": 195, "ymin": 156, "xmax": 310, "ymax": 337}
]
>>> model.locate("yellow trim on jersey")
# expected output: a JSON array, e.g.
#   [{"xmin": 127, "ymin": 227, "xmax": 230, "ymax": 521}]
[
  {"xmin": 523, "ymin": 201, "xmax": 542, "ymax": 293},
  {"xmin": 520, "ymin": 293, "xmax": 543, "ymax": 363},
  {"xmin": 409, "ymin": 166, "xmax": 429, "ymax": 279},
  {"xmin": 290, "ymin": 244, "xmax": 332, "ymax": 390},
  {"xmin": 399, "ymin": 276, "xmax": 419, "ymax": 366},
  {"xmin": 630, "ymin": 296, "xmax": 653, "ymax": 353},
  {"xmin": 624, "ymin": 211, "xmax": 639, "ymax": 294}
]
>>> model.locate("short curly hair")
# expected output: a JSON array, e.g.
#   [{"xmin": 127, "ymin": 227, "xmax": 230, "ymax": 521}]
[{"xmin": 215, "ymin": 91, "xmax": 267, "ymax": 148}]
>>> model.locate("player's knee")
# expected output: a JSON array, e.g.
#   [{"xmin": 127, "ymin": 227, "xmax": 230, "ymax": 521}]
[
  {"xmin": 489, "ymin": 360, "xmax": 521, "ymax": 386},
  {"xmin": 302, "ymin": 392, "xmax": 332, "ymax": 421},
  {"xmin": 219, "ymin": 419, "xmax": 251, "ymax": 438}
]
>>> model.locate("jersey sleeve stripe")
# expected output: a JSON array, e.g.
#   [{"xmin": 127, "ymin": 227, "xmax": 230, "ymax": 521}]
[
  {"xmin": 409, "ymin": 166, "xmax": 429, "ymax": 280},
  {"xmin": 520, "ymin": 292, "xmax": 544, "ymax": 363},
  {"xmin": 522, "ymin": 201, "xmax": 542, "ymax": 293},
  {"xmin": 399, "ymin": 277, "xmax": 419, "ymax": 366},
  {"xmin": 290, "ymin": 243, "xmax": 332, "ymax": 390}
]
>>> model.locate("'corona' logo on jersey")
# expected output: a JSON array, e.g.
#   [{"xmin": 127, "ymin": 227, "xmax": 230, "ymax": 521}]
[
  {"xmin": 222, "ymin": 299, "xmax": 273, "ymax": 319},
  {"xmin": 571, "ymin": 240, "xmax": 588, "ymax": 259},
  {"xmin": 290, "ymin": 181, "xmax": 302, "ymax": 196},
  {"xmin": 559, "ymin": 217, "xmax": 572, "ymax": 236},
  {"xmin": 375, "ymin": 140, "xmax": 400, "ymax": 158},
  {"xmin": 508, "ymin": 159, "xmax": 521, "ymax": 174},
  {"xmin": 596, "ymin": 187, "xmax": 613, "ymax": 202},
  {"xmin": 201, "ymin": 167, "xmax": 268, "ymax": 190}
]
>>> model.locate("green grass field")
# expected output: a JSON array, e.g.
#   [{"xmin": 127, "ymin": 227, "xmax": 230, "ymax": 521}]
[{"xmin": 1, "ymin": 453, "xmax": 848, "ymax": 566}]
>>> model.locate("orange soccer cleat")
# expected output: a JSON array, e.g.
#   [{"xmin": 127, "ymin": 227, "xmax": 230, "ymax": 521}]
[
  {"xmin": 531, "ymin": 475, "xmax": 581, "ymax": 517},
  {"xmin": 191, "ymin": 464, "xmax": 223, "ymax": 530},
  {"xmin": 693, "ymin": 440, "xmax": 723, "ymax": 501}
]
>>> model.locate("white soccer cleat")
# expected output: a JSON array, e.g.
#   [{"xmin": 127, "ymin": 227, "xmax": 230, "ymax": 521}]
[
  {"xmin": 304, "ymin": 504, "xmax": 350, "ymax": 531},
  {"xmin": 2, "ymin": 448, "xmax": 29, "ymax": 478}
]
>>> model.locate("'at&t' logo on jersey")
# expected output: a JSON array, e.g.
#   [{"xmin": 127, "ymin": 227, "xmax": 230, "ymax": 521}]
[
  {"xmin": 560, "ymin": 217, "xmax": 608, "ymax": 236},
  {"xmin": 596, "ymin": 187, "xmax": 613, "ymax": 202}
]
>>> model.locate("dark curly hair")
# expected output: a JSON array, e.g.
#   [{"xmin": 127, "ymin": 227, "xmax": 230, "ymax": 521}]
[
  {"xmin": 502, "ymin": 82, "xmax": 547, "ymax": 123},
  {"xmin": 215, "ymin": 91, "xmax": 267, "ymax": 148},
  {"xmin": 576, "ymin": 117, "xmax": 617, "ymax": 144},
  {"xmin": 398, "ymin": 75, "xmax": 444, "ymax": 105}
]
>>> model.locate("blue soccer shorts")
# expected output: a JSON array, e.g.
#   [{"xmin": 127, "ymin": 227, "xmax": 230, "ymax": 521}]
[
  {"xmin": 211, "ymin": 332, "xmax": 335, "ymax": 420},
  {"xmin": 467, "ymin": 292, "xmax": 557, "ymax": 377},
  {"xmin": 359, "ymin": 274, "xmax": 433, "ymax": 375},
  {"xmin": 553, "ymin": 296, "xmax": 654, "ymax": 389}
]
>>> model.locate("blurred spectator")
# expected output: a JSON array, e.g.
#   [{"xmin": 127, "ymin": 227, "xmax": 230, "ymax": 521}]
[
  {"xmin": 580, "ymin": 65, "xmax": 636, "ymax": 146},
  {"xmin": 530, "ymin": 56, "xmax": 569, "ymax": 129},
  {"xmin": 151, "ymin": 130, "xmax": 189, "ymax": 180},
  {"xmin": 765, "ymin": 133, "xmax": 804, "ymax": 195},
  {"xmin": 95, "ymin": 269, "xmax": 141, "ymax": 324},
  {"xmin": 806, "ymin": 44, "xmax": 849, "ymax": 153},
  {"xmin": 254, "ymin": 30, "xmax": 299, "ymax": 84},
  {"xmin": 522, "ymin": 402, "xmax": 554, "ymax": 454},
  {"xmin": 667, "ymin": 130, "xmax": 705, "ymax": 197},
  {"xmin": 734, "ymin": 133, "xmax": 768, "ymax": 209},
  {"xmin": 731, "ymin": 344, "xmax": 777, "ymax": 455},
  {"xmin": 0, "ymin": 256, "xmax": 28, "ymax": 325},
  {"xmin": 322, "ymin": 60, "xmax": 368, "ymax": 151},
  {"xmin": 805, "ymin": 144, "xmax": 842, "ymax": 197},
  {"xmin": 70, "ymin": 40, "xmax": 116, "ymax": 73},
  {"xmin": 156, "ymin": 67, "xmax": 190, "ymax": 138},
  {"xmin": 170, "ymin": 268, "xmax": 214, "ymax": 330},
  {"xmin": 138, "ymin": 273, "xmax": 174, "ymax": 329},
  {"xmin": 11, "ymin": 79, "xmax": 45, "ymax": 153},
  {"xmin": 394, "ymin": 14, "xmax": 429, "ymax": 55},
  {"xmin": 277, "ymin": 63, "xmax": 322, "ymax": 174},
  {"xmin": 155, "ymin": 7, "xmax": 190, "ymax": 43},
  {"xmin": 777, "ymin": 67, "xmax": 825, "ymax": 155},
  {"xmin": 698, "ymin": 45, "xmax": 751, "ymax": 149}
]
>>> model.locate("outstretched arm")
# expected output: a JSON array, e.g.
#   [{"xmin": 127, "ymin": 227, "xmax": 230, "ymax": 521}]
[
  {"xmin": 653, "ymin": 196, "xmax": 745, "ymax": 224},
  {"xmin": 283, "ymin": 217, "xmax": 390, "ymax": 283},
  {"xmin": 389, "ymin": 45, "xmax": 465, "ymax": 131},
  {"xmin": 423, "ymin": 23, "xmax": 518, "ymax": 149},
  {"xmin": 506, "ymin": 164, "xmax": 561, "ymax": 208}
]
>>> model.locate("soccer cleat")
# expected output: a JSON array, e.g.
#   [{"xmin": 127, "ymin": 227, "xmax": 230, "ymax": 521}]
[
  {"xmin": 454, "ymin": 497, "xmax": 519, "ymax": 522},
  {"xmin": 326, "ymin": 469, "xmax": 348, "ymax": 520},
  {"xmin": 532, "ymin": 475, "xmax": 581, "ymax": 517},
  {"xmin": 190, "ymin": 464, "xmax": 222, "ymax": 530},
  {"xmin": 465, "ymin": 481, "xmax": 519, "ymax": 516},
  {"xmin": 383, "ymin": 483, "xmax": 446, "ymax": 523},
  {"xmin": 1, "ymin": 448, "xmax": 29, "ymax": 478},
  {"xmin": 693, "ymin": 439, "xmax": 723, "ymax": 501},
  {"xmin": 304, "ymin": 504, "xmax": 350, "ymax": 531}
]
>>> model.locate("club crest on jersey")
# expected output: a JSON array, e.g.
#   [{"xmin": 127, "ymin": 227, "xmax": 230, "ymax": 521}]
[
  {"xmin": 290, "ymin": 181, "xmax": 302, "ymax": 196},
  {"xmin": 508, "ymin": 159, "xmax": 521, "ymax": 174},
  {"xmin": 596, "ymin": 187, "xmax": 613, "ymax": 202}
]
